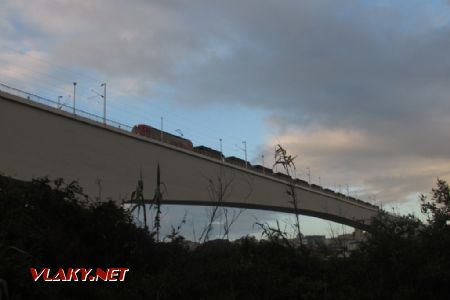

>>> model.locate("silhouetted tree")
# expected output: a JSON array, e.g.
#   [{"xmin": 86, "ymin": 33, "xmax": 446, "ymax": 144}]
[{"xmin": 421, "ymin": 178, "xmax": 450, "ymax": 228}]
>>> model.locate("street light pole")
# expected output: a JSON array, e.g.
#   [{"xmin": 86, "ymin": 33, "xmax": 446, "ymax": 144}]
[
  {"xmin": 160, "ymin": 117, "xmax": 164, "ymax": 142},
  {"xmin": 101, "ymin": 83, "xmax": 106, "ymax": 125},
  {"xmin": 242, "ymin": 141, "xmax": 247, "ymax": 168},
  {"xmin": 72, "ymin": 82, "xmax": 77, "ymax": 114},
  {"xmin": 262, "ymin": 154, "xmax": 265, "ymax": 174}
]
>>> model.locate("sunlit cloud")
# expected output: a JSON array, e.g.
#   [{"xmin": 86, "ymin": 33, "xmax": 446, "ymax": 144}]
[{"xmin": 265, "ymin": 126, "xmax": 450, "ymax": 204}]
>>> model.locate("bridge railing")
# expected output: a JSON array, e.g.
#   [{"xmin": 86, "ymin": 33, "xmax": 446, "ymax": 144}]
[{"xmin": 0, "ymin": 82, "xmax": 133, "ymax": 132}]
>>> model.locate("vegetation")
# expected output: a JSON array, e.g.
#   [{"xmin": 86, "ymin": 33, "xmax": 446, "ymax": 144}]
[
  {"xmin": 273, "ymin": 144, "xmax": 302, "ymax": 244},
  {"xmin": 1, "ymin": 175, "xmax": 450, "ymax": 299}
]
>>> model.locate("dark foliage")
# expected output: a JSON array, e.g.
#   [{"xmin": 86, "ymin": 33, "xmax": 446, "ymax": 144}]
[
  {"xmin": 0, "ymin": 176, "xmax": 159, "ymax": 299},
  {"xmin": 1, "ymin": 176, "xmax": 450, "ymax": 299}
]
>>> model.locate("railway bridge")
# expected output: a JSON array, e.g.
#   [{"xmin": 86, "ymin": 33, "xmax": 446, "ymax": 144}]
[{"xmin": 0, "ymin": 86, "xmax": 380, "ymax": 230}]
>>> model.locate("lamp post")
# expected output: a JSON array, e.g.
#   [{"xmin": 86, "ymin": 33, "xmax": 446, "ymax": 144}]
[
  {"xmin": 262, "ymin": 154, "xmax": 265, "ymax": 174},
  {"xmin": 306, "ymin": 167, "xmax": 311, "ymax": 185},
  {"xmin": 160, "ymin": 117, "xmax": 164, "ymax": 142},
  {"xmin": 72, "ymin": 82, "xmax": 77, "ymax": 114},
  {"xmin": 242, "ymin": 141, "xmax": 247, "ymax": 168},
  {"xmin": 219, "ymin": 138, "xmax": 224, "ymax": 161},
  {"xmin": 101, "ymin": 83, "xmax": 106, "ymax": 125}
]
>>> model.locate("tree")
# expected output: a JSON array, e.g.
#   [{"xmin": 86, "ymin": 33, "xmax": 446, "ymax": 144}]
[{"xmin": 420, "ymin": 178, "xmax": 450, "ymax": 228}]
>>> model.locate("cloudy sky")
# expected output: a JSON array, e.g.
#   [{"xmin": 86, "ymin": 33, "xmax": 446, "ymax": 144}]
[{"xmin": 2, "ymin": 0, "xmax": 450, "ymax": 237}]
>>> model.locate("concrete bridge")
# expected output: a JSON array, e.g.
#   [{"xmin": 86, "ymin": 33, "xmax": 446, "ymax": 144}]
[{"xmin": 0, "ymin": 87, "xmax": 380, "ymax": 229}]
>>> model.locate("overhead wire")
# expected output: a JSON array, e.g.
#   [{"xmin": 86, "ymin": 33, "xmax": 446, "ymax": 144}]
[
  {"xmin": 0, "ymin": 49, "xmax": 252, "ymax": 157},
  {"xmin": 1, "ymin": 65, "xmax": 246, "ymax": 154},
  {"xmin": 1, "ymin": 45, "xmax": 253, "ymax": 148},
  {"xmin": 1, "ymin": 47, "xmax": 374, "ymax": 202}
]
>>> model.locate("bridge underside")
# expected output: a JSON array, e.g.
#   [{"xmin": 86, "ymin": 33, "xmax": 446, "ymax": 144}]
[{"xmin": 130, "ymin": 199, "xmax": 373, "ymax": 231}]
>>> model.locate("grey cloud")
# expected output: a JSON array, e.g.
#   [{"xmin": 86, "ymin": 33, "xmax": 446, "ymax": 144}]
[
  {"xmin": 3, "ymin": 0, "xmax": 450, "ymax": 206},
  {"xmin": 6, "ymin": 1, "xmax": 450, "ymax": 125}
]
